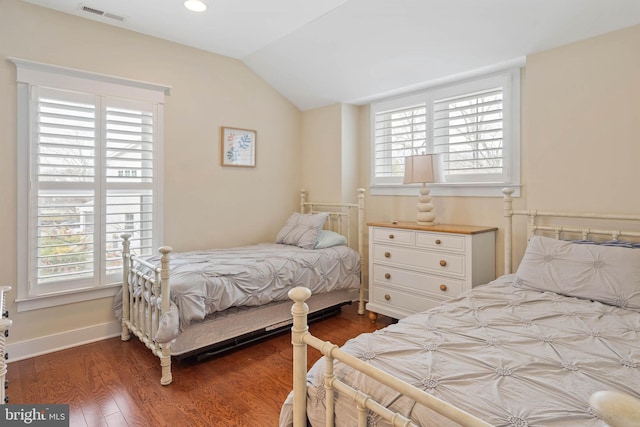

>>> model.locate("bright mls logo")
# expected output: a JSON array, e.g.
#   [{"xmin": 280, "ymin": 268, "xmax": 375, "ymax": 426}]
[{"xmin": 1, "ymin": 405, "xmax": 69, "ymax": 426}]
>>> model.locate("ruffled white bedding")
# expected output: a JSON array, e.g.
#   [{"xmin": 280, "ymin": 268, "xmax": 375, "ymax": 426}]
[
  {"xmin": 280, "ymin": 274, "xmax": 640, "ymax": 426},
  {"xmin": 116, "ymin": 243, "xmax": 360, "ymax": 343}
]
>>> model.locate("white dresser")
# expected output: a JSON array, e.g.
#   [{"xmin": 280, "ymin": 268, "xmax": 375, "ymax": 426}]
[{"xmin": 366, "ymin": 222, "xmax": 496, "ymax": 321}]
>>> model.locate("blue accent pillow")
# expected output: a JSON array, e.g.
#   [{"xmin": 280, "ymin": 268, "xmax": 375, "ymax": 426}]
[{"xmin": 314, "ymin": 230, "xmax": 347, "ymax": 249}]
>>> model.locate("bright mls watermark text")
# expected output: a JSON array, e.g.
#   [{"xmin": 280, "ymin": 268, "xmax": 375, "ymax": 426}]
[{"xmin": 1, "ymin": 405, "xmax": 69, "ymax": 426}]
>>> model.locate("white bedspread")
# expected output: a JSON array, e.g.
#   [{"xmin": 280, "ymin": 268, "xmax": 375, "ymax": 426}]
[
  {"xmin": 280, "ymin": 274, "xmax": 640, "ymax": 426},
  {"xmin": 117, "ymin": 243, "xmax": 360, "ymax": 343}
]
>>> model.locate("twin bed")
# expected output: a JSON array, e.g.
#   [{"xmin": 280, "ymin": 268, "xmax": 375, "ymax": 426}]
[
  {"xmin": 116, "ymin": 189, "xmax": 365, "ymax": 385},
  {"xmin": 282, "ymin": 189, "xmax": 640, "ymax": 427}
]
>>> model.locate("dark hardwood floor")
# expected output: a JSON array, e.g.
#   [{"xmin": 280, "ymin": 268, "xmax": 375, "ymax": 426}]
[{"xmin": 7, "ymin": 304, "xmax": 394, "ymax": 426}]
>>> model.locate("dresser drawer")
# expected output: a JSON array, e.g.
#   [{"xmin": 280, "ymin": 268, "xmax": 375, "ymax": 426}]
[
  {"xmin": 370, "ymin": 284, "xmax": 444, "ymax": 314},
  {"xmin": 372, "ymin": 264, "xmax": 464, "ymax": 297},
  {"xmin": 371, "ymin": 227, "xmax": 414, "ymax": 245},
  {"xmin": 416, "ymin": 232, "xmax": 465, "ymax": 252},
  {"xmin": 371, "ymin": 244, "xmax": 465, "ymax": 276}
]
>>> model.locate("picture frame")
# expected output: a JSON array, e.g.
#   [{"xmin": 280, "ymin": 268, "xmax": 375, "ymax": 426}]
[{"xmin": 221, "ymin": 126, "xmax": 257, "ymax": 167}]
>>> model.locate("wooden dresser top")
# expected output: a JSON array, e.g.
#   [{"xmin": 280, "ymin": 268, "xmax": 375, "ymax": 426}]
[{"xmin": 367, "ymin": 221, "xmax": 498, "ymax": 235}]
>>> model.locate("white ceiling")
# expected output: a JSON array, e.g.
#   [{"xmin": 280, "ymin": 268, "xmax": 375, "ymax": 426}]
[{"xmin": 21, "ymin": 0, "xmax": 640, "ymax": 110}]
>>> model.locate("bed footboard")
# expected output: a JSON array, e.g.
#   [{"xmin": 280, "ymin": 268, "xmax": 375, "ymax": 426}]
[
  {"xmin": 288, "ymin": 287, "xmax": 493, "ymax": 427},
  {"xmin": 121, "ymin": 234, "xmax": 173, "ymax": 385}
]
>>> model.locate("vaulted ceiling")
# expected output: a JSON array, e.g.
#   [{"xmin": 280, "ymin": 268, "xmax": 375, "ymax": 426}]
[{"xmin": 22, "ymin": 0, "xmax": 640, "ymax": 110}]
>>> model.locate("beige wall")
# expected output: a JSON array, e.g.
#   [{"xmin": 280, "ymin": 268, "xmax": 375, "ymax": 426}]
[
  {"xmin": 0, "ymin": 0, "xmax": 301, "ymax": 346},
  {"xmin": 525, "ymin": 24, "xmax": 640, "ymax": 213},
  {"xmin": 300, "ymin": 104, "xmax": 342, "ymax": 201},
  {"xmin": 300, "ymin": 103, "xmax": 361, "ymax": 203}
]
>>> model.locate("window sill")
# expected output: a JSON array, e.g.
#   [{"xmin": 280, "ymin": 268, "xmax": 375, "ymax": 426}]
[
  {"xmin": 16, "ymin": 285, "xmax": 121, "ymax": 312},
  {"xmin": 370, "ymin": 183, "xmax": 521, "ymax": 198}
]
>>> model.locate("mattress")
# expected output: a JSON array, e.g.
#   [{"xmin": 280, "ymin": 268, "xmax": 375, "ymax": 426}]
[
  {"xmin": 280, "ymin": 274, "xmax": 640, "ymax": 426},
  {"xmin": 118, "ymin": 242, "xmax": 360, "ymax": 343},
  {"xmin": 170, "ymin": 289, "xmax": 354, "ymax": 356}
]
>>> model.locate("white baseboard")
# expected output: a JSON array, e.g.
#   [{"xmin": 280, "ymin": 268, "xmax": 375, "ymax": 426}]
[{"xmin": 6, "ymin": 321, "xmax": 121, "ymax": 362}]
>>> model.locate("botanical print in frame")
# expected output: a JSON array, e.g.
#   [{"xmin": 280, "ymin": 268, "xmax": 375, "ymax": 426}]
[{"xmin": 221, "ymin": 127, "xmax": 256, "ymax": 167}]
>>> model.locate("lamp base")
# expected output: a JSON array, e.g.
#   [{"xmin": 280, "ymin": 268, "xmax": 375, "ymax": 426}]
[{"xmin": 416, "ymin": 184, "xmax": 436, "ymax": 225}]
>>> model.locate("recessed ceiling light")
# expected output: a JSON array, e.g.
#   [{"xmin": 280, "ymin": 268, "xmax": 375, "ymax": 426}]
[{"xmin": 184, "ymin": 0, "xmax": 207, "ymax": 12}]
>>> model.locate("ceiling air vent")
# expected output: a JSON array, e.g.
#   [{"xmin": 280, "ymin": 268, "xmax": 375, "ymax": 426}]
[
  {"xmin": 80, "ymin": 5, "xmax": 126, "ymax": 22},
  {"xmin": 81, "ymin": 5, "xmax": 104, "ymax": 16}
]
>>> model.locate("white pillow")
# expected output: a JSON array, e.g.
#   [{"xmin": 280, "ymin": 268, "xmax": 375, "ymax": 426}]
[
  {"xmin": 513, "ymin": 235, "xmax": 640, "ymax": 310},
  {"xmin": 314, "ymin": 229, "xmax": 347, "ymax": 249},
  {"xmin": 276, "ymin": 212, "xmax": 328, "ymax": 249}
]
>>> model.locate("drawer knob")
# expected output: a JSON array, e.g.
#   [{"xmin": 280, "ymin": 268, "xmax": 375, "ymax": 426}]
[
  {"xmin": 388, "ymin": 234, "xmax": 394, "ymax": 239},
  {"xmin": 384, "ymin": 294, "xmax": 391, "ymax": 301},
  {"xmin": 440, "ymin": 284, "xmax": 447, "ymax": 291},
  {"xmin": 384, "ymin": 252, "xmax": 391, "ymax": 258},
  {"xmin": 384, "ymin": 273, "xmax": 391, "ymax": 279},
  {"xmin": 439, "ymin": 260, "xmax": 447, "ymax": 267},
  {"xmin": 435, "ymin": 239, "xmax": 441, "ymax": 245}
]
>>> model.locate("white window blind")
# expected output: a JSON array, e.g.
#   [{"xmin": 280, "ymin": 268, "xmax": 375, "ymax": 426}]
[
  {"xmin": 370, "ymin": 68, "xmax": 519, "ymax": 196},
  {"xmin": 35, "ymin": 90, "xmax": 97, "ymax": 289},
  {"xmin": 433, "ymin": 87, "xmax": 504, "ymax": 183},
  {"xmin": 373, "ymin": 100, "xmax": 428, "ymax": 184},
  {"xmin": 31, "ymin": 87, "xmax": 157, "ymax": 295}
]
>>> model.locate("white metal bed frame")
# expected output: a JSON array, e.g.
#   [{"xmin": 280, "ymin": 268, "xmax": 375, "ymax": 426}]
[
  {"xmin": 120, "ymin": 188, "xmax": 366, "ymax": 386},
  {"xmin": 288, "ymin": 188, "xmax": 640, "ymax": 427}
]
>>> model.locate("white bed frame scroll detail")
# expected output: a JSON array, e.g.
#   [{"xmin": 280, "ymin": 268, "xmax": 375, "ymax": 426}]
[
  {"xmin": 120, "ymin": 189, "xmax": 366, "ymax": 386},
  {"xmin": 288, "ymin": 188, "xmax": 640, "ymax": 427}
]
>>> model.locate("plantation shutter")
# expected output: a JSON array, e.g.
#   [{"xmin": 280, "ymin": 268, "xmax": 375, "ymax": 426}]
[
  {"xmin": 373, "ymin": 102, "xmax": 428, "ymax": 184},
  {"xmin": 32, "ymin": 87, "xmax": 157, "ymax": 294},
  {"xmin": 433, "ymin": 87, "xmax": 504, "ymax": 183},
  {"xmin": 35, "ymin": 88, "xmax": 97, "ymax": 291},
  {"xmin": 104, "ymin": 101, "xmax": 155, "ymax": 279}
]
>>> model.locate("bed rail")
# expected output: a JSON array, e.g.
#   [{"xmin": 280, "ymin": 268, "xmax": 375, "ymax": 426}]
[
  {"xmin": 289, "ymin": 286, "xmax": 493, "ymax": 427},
  {"xmin": 121, "ymin": 233, "xmax": 173, "ymax": 385},
  {"xmin": 300, "ymin": 188, "xmax": 366, "ymax": 315}
]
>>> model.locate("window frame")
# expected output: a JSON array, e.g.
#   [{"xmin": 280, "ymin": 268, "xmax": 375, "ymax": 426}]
[
  {"xmin": 13, "ymin": 58, "xmax": 169, "ymax": 312},
  {"xmin": 369, "ymin": 68, "xmax": 521, "ymax": 197}
]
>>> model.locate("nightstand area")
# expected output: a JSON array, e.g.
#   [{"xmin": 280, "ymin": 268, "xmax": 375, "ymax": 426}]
[{"xmin": 366, "ymin": 222, "xmax": 497, "ymax": 322}]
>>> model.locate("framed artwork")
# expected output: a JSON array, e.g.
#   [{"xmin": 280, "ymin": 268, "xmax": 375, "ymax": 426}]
[{"xmin": 221, "ymin": 127, "xmax": 257, "ymax": 167}]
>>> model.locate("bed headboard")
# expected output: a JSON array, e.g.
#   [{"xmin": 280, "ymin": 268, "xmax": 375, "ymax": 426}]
[
  {"xmin": 503, "ymin": 188, "xmax": 640, "ymax": 274},
  {"xmin": 299, "ymin": 188, "xmax": 366, "ymax": 314},
  {"xmin": 299, "ymin": 188, "xmax": 365, "ymax": 255}
]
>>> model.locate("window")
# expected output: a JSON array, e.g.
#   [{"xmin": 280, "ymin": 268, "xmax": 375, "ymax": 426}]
[
  {"xmin": 370, "ymin": 68, "xmax": 520, "ymax": 197},
  {"xmin": 13, "ymin": 58, "xmax": 169, "ymax": 311}
]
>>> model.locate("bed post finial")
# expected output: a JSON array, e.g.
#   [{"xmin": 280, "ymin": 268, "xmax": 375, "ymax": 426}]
[
  {"xmin": 120, "ymin": 234, "xmax": 132, "ymax": 341},
  {"xmin": 300, "ymin": 189, "xmax": 308, "ymax": 213},
  {"xmin": 503, "ymin": 188, "xmax": 514, "ymax": 275},
  {"xmin": 289, "ymin": 286, "xmax": 312, "ymax": 427},
  {"xmin": 158, "ymin": 245, "xmax": 173, "ymax": 385}
]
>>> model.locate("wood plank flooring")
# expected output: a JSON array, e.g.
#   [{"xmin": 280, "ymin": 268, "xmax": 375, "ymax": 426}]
[{"xmin": 7, "ymin": 304, "xmax": 394, "ymax": 427}]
